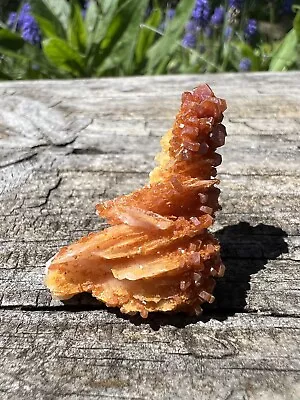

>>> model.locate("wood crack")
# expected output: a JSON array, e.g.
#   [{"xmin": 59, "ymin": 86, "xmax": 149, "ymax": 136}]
[
  {"xmin": 38, "ymin": 175, "xmax": 62, "ymax": 208},
  {"xmin": 0, "ymin": 152, "xmax": 38, "ymax": 169},
  {"xmin": 71, "ymin": 148, "xmax": 115, "ymax": 155}
]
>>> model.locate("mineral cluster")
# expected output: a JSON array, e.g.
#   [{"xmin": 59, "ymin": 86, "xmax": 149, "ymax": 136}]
[{"xmin": 45, "ymin": 84, "xmax": 227, "ymax": 317}]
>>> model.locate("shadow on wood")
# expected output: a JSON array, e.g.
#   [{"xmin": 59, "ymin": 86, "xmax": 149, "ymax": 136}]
[
  {"xmin": 212, "ymin": 221, "xmax": 289, "ymax": 312},
  {"xmin": 62, "ymin": 222, "xmax": 288, "ymax": 330}
]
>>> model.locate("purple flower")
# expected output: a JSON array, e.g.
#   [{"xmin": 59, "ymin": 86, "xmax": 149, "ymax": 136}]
[
  {"xmin": 211, "ymin": 6, "xmax": 225, "ymax": 26},
  {"xmin": 283, "ymin": 0, "xmax": 293, "ymax": 14},
  {"xmin": 186, "ymin": 19, "xmax": 198, "ymax": 32},
  {"xmin": 244, "ymin": 19, "xmax": 257, "ymax": 40},
  {"xmin": 7, "ymin": 3, "xmax": 41, "ymax": 45},
  {"xmin": 82, "ymin": 0, "xmax": 90, "ymax": 18},
  {"xmin": 21, "ymin": 14, "xmax": 41, "ymax": 45},
  {"xmin": 19, "ymin": 3, "xmax": 31, "ymax": 23},
  {"xmin": 239, "ymin": 58, "xmax": 251, "ymax": 71},
  {"xmin": 182, "ymin": 17, "xmax": 199, "ymax": 48},
  {"xmin": 182, "ymin": 32, "xmax": 196, "ymax": 48},
  {"xmin": 192, "ymin": 0, "xmax": 210, "ymax": 28},
  {"xmin": 204, "ymin": 26, "xmax": 213, "ymax": 38},
  {"xmin": 7, "ymin": 12, "xmax": 18, "ymax": 29},
  {"xmin": 229, "ymin": 0, "xmax": 243, "ymax": 10},
  {"xmin": 224, "ymin": 26, "xmax": 233, "ymax": 39},
  {"xmin": 162, "ymin": 8, "xmax": 175, "ymax": 30},
  {"xmin": 166, "ymin": 9, "xmax": 175, "ymax": 20}
]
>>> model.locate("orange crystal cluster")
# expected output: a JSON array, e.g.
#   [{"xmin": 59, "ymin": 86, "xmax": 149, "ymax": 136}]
[{"xmin": 45, "ymin": 84, "xmax": 227, "ymax": 317}]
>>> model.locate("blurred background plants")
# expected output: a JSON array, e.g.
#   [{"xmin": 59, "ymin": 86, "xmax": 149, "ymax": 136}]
[{"xmin": 0, "ymin": 0, "xmax": 299, "ymax": 80}]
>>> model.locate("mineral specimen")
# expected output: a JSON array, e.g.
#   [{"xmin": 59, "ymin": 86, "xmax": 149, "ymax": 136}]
[{"xmin": 45, "ymin": 84, "xmax": 227, "ymax": 317}]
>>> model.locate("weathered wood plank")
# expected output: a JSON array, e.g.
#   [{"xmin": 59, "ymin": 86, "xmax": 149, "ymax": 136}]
[
  {"xmin": 0, "ymin": 72, "xmax": 300, "ymax": 399},
  {"xmin": 0, "ymin": 310, "xmax": 299, "ymax": 400}
]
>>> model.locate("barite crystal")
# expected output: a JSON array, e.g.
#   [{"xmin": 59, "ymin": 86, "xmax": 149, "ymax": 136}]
[{"xmin": 45, "ymin": 84, "xmax": 227, "ymax": 317}]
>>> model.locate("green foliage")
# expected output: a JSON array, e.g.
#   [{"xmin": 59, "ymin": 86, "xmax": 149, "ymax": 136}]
[
  {"xmin": 269, "ymin": 8, "xmax": 300, "ymax": 71},
  {"xmin": 95, "ymin": 0, "xmax": 149, "ymax": 76},
  {"xmin": 135, "ymin": 5, "xmax": 162, "ymax": 66},
  {"xmin": 43, "ymin": 38, "xmax": 85, "ymax": 76},
  {"xmin": 0, "ymin": 0, "xmax": 299, "ymax": 80},
  {"xmin": 146, "ymin": 0, "xmax": 195, "ymax": 74},
  {"xmin": 269, "ymin": 29, "xmax": 298, "ymax": 71},
  {"xmin": 0, "ymin": 29, "xmax": 25, "ymax": 51},
  {"xmin": 30, "ymin": 0, "xmax": 67, "ymax": 39},
  {"xmin": 175, "ymin": 2, "xmax": 300, "ymax": 74},
  {"xmin": 67, "ymin": 2, "xmax": 87, "ymax": 52},
  {"xmin": 0, "ymin": 0, "xmax": 154, "ymax": 79}
]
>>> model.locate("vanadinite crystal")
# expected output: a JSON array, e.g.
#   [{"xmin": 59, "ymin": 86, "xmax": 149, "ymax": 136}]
[{"xmin": 45, "ymin": 84, "xmax": 227, "ymax": 318}]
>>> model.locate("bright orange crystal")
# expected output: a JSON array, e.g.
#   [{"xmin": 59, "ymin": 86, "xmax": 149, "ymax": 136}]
[{"xmin": 45, "ymin": 84, "xmax": 227, "ymax": 317}]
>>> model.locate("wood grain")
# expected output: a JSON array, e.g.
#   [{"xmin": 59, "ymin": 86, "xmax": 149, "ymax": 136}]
[{"xmin": 0, "ymin": 72, "xmax": 299, "ymax": 399}]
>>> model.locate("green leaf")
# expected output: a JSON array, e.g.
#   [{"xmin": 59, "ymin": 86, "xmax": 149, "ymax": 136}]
[
  {"xmin": 93, "ymin": 0, "xmax": 148, "ymax": 76},
  {"xmin": 293, "ymin": 10, "xmax": 300, "ymax": 40},
  {"xmin": 269, "ymin": 29, "xmax": 298, "ymax": 71},
  {"xmin": 269, "ymin": 10, "xmax": 300, "ymax": 72},
  {"xmin": 84, "ymin": 0, "xmax": 119, "ymax": 71},
  {"xmin": 98, "ymin": 0, "xmax": 137, "ymax": 51},
  {"xmin": 43, "ymin": 0, "xmax": 70, "ymax": 30},
  {"xmin": 135, "ymin": 6, "xmax": 162, "ymax": 66},
  {"xmin": 146, "ymin": 0, "xmax": 195, "ymax": 74},
  {"xmin": 86, "ymin": 0, "xmax": 119, "ymax": 47},
  {"xmin": 30, "ymin": 0, "xmax": 66, "ymax": 39},
  {"xmin": 106, "ymin": 0, "xmax": 149, "ymax": 74},
  {"xmin": 0, "ymin": 29, "xmax": 25, "ymax": 51},
  {"xmin": 67, "ymin": 1, "xmax": 87, "ymax": 53},
  {"xmin": 84, "ymin": 0, "xmax": 99, "ymax": 42},
  {"xmin": 34, "ymin": 15, "xmax": 61, "ymax": 39},
  {"xmin": 43, "ymin": 38, "xmax": 85, "ymax": 76}
]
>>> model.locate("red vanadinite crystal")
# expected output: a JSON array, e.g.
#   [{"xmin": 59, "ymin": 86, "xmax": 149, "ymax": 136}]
[{"xmin": 170, "ymin": 84, "xmax": 227, "ymax": 162}]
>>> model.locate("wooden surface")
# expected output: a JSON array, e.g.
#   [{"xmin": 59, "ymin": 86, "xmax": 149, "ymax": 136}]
[{"xmin": 0, "ymin": 72, "xmax": 299, "ymax": 400}]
